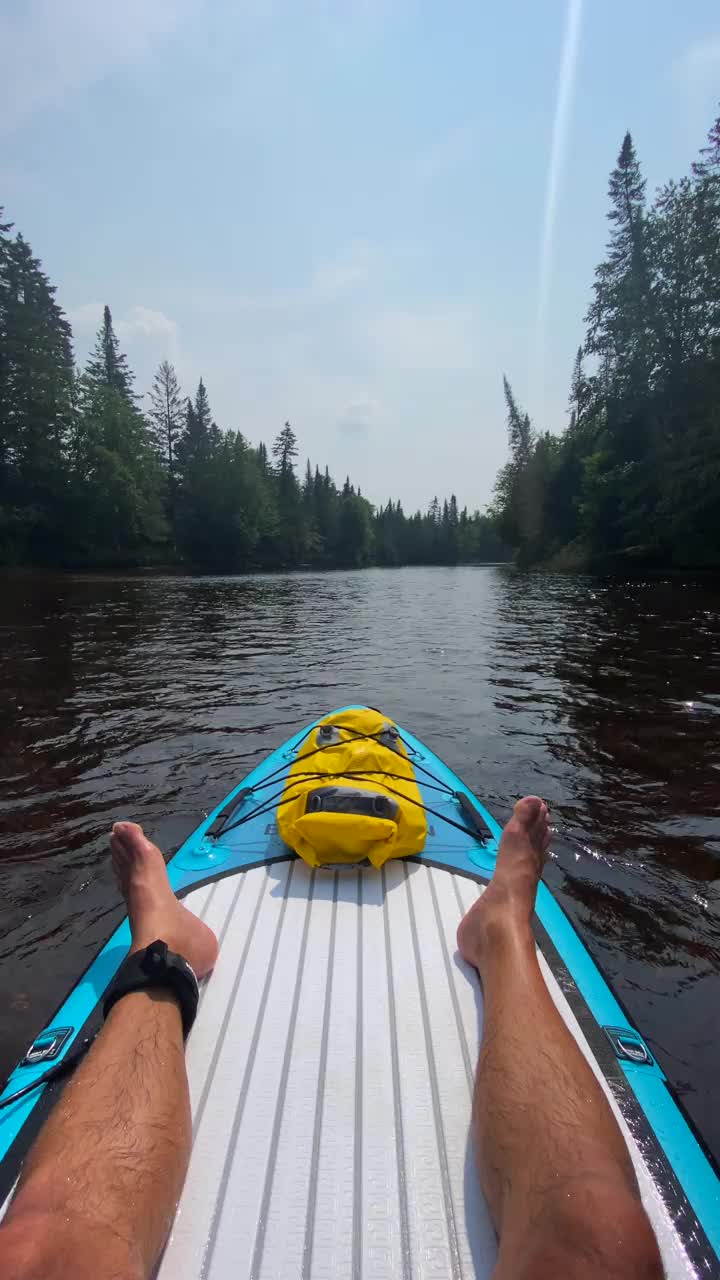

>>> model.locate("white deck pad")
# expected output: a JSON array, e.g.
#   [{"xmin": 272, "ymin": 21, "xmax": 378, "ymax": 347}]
[{"xmin": 158, "ymin": 860, "xmax": 694, "ymax": 1279}]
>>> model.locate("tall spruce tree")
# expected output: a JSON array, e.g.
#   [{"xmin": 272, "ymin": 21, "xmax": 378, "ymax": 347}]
[
  {"xmin": 147, "ymin": 360, "xmax": 184, "ymax": 473},
  {"xmin": 0, "ymin": 208, "xmax": 15, "ymax": 495},
  {"xmin": 173, "ymin": 379, "xmax": 221, "ymax": 561},
  {"xmin": 0, "ymin": 223, "xmax": 74, "ymax": 559},
  {"xmin": 272, "ymin": 421, "xmax": 298, "ymax": 477},
  {"xmin": 176, "ymin": 380, "xmax": 214, "ymax": 473},
  {"xmin": 585, "ymin": 132, "xmax": 653, "ymax": 400},
  {"xmin": 269, "ymin": 421, "xmax": 303, "ymax": 565},
  {"xmin": 492, "ymin": 377, "xmax": 540, "ymax": 553},
  {"xmin": 568, "ymin": 346, "xmax": 592, "ymax": 428},
  {"xmin": 67, "ymin": 374, "xmax": 167, "ymax": 562},
  {"xmin": 194, "ymin": 377, "xmax": 213, "ymax": 434},
  {"xmin": 690, "ymin": 109, "xmax": 720, "ymax": 351},
  {"xmin": 86, "ymin": 305, "xmax": 135, "ymax": 402}
]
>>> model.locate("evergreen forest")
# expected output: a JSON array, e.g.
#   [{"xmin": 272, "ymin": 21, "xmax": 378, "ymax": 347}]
[
  {"xmin": 2, "ymin": 107, "xmax": 719, "ymax": 573},
  {"xmin": 495, "ymin": 110, "xmax": 720, "ymax": 570}
]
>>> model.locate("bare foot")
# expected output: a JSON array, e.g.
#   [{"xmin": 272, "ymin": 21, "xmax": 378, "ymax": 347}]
[
  {"xmin": 111, "ymin": 822, "xmax": 219, "ymax": 979},
  {"xmin": 457, "ymin": 796, "xmax": 551, "ymax": 971}
]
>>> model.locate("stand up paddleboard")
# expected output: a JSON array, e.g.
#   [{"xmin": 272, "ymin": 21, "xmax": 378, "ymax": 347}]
[{"xmin": 1, "ymin": 707, "xmax": 718, "ymax": 1278}]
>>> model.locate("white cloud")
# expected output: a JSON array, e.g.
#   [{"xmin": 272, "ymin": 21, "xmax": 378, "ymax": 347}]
[
  {"xmin": 116, "ymin": 306, "xmax": 178, "ymax": 342},
  {"xmin": 67, "ymin": 303, "xmax": 179, "ymax": 373},
  {"xmin": 0, "ymin": 0, "xmax": 188, "ymax": 132},
  {"xmin": 66, "ymin": 302, "xmax": 106, "ymax": 337},
  {"xmin": 675, "ymin": 34, "xmax": 720, "ymax": 75}
]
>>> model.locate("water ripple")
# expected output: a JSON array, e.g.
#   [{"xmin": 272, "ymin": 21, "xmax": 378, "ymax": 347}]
[{"xmin": 0, "ymin": 566, "xmax": 718, "ymax": 1158}]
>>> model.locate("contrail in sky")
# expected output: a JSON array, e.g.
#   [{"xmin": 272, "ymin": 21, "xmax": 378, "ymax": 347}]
[{"xmin": 531, "ymin": 0, "xmax": 583, "ymax": 404}]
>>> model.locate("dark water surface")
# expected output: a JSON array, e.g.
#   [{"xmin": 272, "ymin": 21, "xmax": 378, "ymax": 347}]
[{"xmin": 1, "ymin": 567, "xmax": 719, "ymax": 1162}]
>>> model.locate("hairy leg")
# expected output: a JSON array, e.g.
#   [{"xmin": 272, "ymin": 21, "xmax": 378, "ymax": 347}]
[
  {"xmin": 458, "ymin": 798, "xmax": 663, "ymax": 1280},
  {"xmin": 2, "ymin": 823, "xmax": 218, "ymax": 1280}
]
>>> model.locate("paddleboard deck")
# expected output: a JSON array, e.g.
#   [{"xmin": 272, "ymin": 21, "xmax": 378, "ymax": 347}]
[{"xmin": 1, "ymin": 708, "xmax": 718, "ymax": 1278}]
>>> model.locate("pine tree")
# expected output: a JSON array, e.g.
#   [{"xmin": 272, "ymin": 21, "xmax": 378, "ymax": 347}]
[
  {"xmin": 337, "ymin": 485, "xmax": 374, "ymax": 567},
  {"xmin": 174, "ymin": 381, "xmax": 219, "ymax": 561},
  {"xmin": 86, "ymin": 305, "xmax": 135, "ymax": 402},
  {"xmin": 585, "ymin": 132, "xmax": 653, "ymax": 399},
  {"xmin": 568, "ymin": 346, "xmax": 593, "ymax": 427},
  {"xmin": 691, "ymin": 110, "xmax": 720, "ymax": 182},
  {"xmin": 67, "ymin": 374, "xmax": 167, "ymax": 562},
  {"xmin": 689, "ymin": 109, "xmax": 720, "ymax": 352},
  {"xmin": 0, "ymin": 208, "xmax": 15, "ymax": 492},
  {"xmin": 312, "ymin": 463, "xmax": 337, "ymax": 562},
  {"xmin": 647, "ymin": 178, "xmax": 710, "ymax": 377},
  {"xmin": 303, "ymin": 458, "xmax": 313, "ymax": 502},
  {"xmin": 194, "ymin": 377, "xmax": 212, "ymax": 433},
  {"xmin": 503, "ymin": 376, "xmax": 534, "ymax": 465},
  {"xmin": 0, "ymin": 225, "xmax": 74, "ymax": 560},
  {"xmin": 147, "ymin": 360, "xmax": 184, "ymax": 473},
  {"xmin": 492, "ymin": 377, "xmax": 541, "ymax": 553},
  {"xmin": 176, "ymin": 380, "xmax": 215, "ymax": 474},
  {"xmin": 267, "ymin": 422, "xmax": 303, "ymax": 564},
  {"xmin": 271, "ymin": 421, "xmax": 298, "ymax": 477}
]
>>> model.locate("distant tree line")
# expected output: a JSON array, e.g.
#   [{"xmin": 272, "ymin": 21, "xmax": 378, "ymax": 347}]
[
  {"xmin": 494, "ymin": 108, "xmax": 720, "ymax": 570},
  {"xmin": 0, "ymin": 217, "xmax": 506, "ymax": 571},
  {"xmin": 8, "ymin": 111, "xmax": 717, "ymax": 577}
]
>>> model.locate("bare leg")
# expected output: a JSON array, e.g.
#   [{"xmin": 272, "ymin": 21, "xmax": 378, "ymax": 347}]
[
  {"xmin": 2, "ymin": 822, "xmax": 218, "ymax": 1280},
  {"xmin": 458, "ymin": 798, "xmax": 663, "ymax": 1280}
]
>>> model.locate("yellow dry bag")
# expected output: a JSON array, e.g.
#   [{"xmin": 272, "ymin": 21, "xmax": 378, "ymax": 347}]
[{"xmin": 276, "ymin": 708, "xmax": 427, "ymax": 869}]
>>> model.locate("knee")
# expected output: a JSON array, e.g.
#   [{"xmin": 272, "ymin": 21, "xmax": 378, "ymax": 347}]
[
  {"xmin": 526, "ymin": 1182, "xmax": 663, "ymax": 1279},
  {"xmin": 0, "ymin": 1209, "xmax": 144, "ymax": 1280}
]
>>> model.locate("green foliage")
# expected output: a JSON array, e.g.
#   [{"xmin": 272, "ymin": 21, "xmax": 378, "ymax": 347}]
[
  {"xmin": 0, "ymin": 213, "xmax": 74, "ymax": 562},
  {"xmin": 0, "ymin": 207, "xmax": 510, "ymax": 571},
  {"xmin": 493, "ymin": 107, "xmax": 720, "ymax": 569},
  {"xmin": 272, "ymin": 421, "xmax": 298, "ymax": 477},
  {"xmin": 6, "ymin": 106, "xmax": 720, "ymax": 576},
  {"xmin": 64, "ymin": 377, "xmax": 167, "ymax": 563},
  {"xmin": 336, "ymin": 479, "xmax": 374, "ymax": 567},
  {"xmin": 585, "ymin": 132, "xmax": 653, "ymax": 399},
  {"xmin": 86, "ymin": 305, "xmax": 136, "ymax": 403},
  {"xmin": 147, "ymin": 360, "xmax": 184, "ymax": 474}
]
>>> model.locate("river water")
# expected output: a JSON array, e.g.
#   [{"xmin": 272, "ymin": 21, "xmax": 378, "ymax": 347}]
[{"xmin": 1, "ymin": 567, "xmax": 718, "ymax": 1162}]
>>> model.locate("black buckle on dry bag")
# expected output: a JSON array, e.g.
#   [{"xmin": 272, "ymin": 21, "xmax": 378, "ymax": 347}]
[{"xmin": 306, "ymin": 786, "xmax": 400, "ymax": 821}]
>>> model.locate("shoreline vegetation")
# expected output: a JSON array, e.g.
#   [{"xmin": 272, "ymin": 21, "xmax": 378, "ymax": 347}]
[
  {"xmin": 2, "ymin": 109, "xmax": 719, "ymax": 576},
  {"xmin": 495, "ymin": 111, "xmax": 720, "ymax": 575}
]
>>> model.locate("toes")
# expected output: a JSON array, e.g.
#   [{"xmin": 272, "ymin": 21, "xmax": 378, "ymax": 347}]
[
  {"xmin": 533, "ymin": 808, "xmax": 551, "ymax": 856},
  {"xmin": 513, "ymin": 796, "xmax": 544, "ymax": 827},
  {"xmin": 113, "ymin": 820, "xmax": 144, "ymax": 839},
  {"xmin": 109, "ymin": 829, "xmax": 128, "ymax": 860},
  {"xmin": 513, "ymin": 797, "xmax": 551, "ymax": 856},
  {"xmin": 111, "ymin": 821, "xmax": 149, "ymax": 856},
  {"xmin": 111, "ymin": 821, "xmax": 135, "ymax": 849}
]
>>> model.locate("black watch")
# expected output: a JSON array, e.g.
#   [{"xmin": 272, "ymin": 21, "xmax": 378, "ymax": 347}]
[{"xmin": 103, "ymin": 940, "xmax": 199, "ymax": 1038}]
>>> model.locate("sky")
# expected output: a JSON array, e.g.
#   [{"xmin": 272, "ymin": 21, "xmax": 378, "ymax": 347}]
[{"xmin": 1, "ymin": 1, "xmax": 719, "ymax": 512}]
